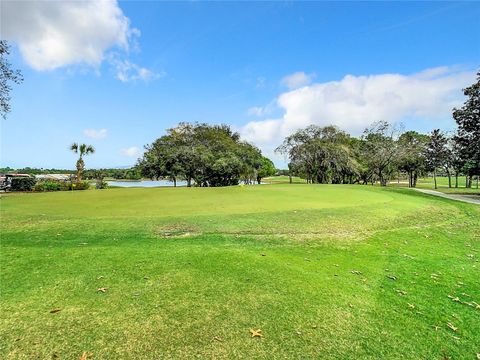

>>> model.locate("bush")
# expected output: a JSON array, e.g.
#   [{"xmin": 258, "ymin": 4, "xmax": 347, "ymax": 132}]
[
  {"xmin": 95, "ymin": 179, "xmax": 108, "ymax": 189},
  {"xmin": 10, "ymin": 177, "xmax": 36, "ymax": 191},
  {"xmin": 34, "ymin": 180, "xmax": 68, "ymax": 192},
  {"xmin": 68, "ymin": 181, "xmax": 90, "ymax": 191}
]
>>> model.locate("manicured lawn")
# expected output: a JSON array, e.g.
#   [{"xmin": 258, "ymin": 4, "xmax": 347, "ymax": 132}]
[
  {"xmin": 264, "ymin": 175, "xmax": 307, "ymax": 184},
  {"xmin": 1, "ymin": 185, "xmax": 479, "ymax": 359},
  {"xmin": 387, "ymin": 176, "xmax": 480, "ymax": 195},
  {"xmin": 415, "ymin": 176, "xmax": 480, "ymax": 195}
]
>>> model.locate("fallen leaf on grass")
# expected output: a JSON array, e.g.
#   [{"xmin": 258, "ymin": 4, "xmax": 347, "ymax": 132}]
[
  {"xmin": 447, "ymin": 323, "xmax": 458, "ymax": 332},
  {"xmin": 351, "ymin": 270, "xmax": 362, "ymax": 275},
  {"xmin": 395, "ymin": 289, "xmax": 407, "ymax": 296},
  {"xmin": 476, "ymin": 353, "xmax": 480, "ymax": 359},
  {"xmin": 386, "ymin": 275, "xmax": 397, "ymax": 281},
  {"xmin": 469, "ymin": 301, "xmax": 480, "ymax": 310},
  {"xmin": 49, "ymin": 308, "xmax": 61, "ymax": 314},
  {"xmin": 96, "ymin": 276, "xmax": 104, "ymax": 280},
  {"xmin": 213, "ymin": 336, "xmax": 223, "ymax": 342},
  {"xmin": 447, "ymin": 295, "xmax": 461, "ymax": 302},
  {"xmin": 79, "ymin": 352, "xmax": 92, "ymax": 360},
  {"xmin": 97, "ymin": 288, "xmax": 107, "ymax": 293},
  {"xmin": 250, "ymin": 329, "xmax": 262, "ymax": 338},
  {"xmin": 408, "ymin": 303, "xmax": 415, "ymax": 309}
]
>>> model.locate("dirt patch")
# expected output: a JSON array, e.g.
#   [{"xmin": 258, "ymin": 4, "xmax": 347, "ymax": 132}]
[{"xmin": 154, "ymin": 223, "xmax": 201, "ymax": 238}]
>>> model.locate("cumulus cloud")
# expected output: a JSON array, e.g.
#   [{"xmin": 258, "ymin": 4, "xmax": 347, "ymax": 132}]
[
  {"xmin": 241, "ymin": 67, "xmax": 475, "ymax": 146},
  {"xmin": 280, "ymin": 71, "xmax": 315, "ymax": 90},
  {"xmin": 2, "ymin": 0, "xmax": 158, "ymax": 81},
  {"xmin": 84, "ymin": 129, "xmax": 108, "ymax": 140},
  {"xmin": 121, "ymin": 146, "xmax": 142, "ymax": 157}
]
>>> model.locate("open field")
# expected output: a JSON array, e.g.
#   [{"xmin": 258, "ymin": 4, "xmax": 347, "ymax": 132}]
[{"xmin": 1, "ymin": 185, "xmax": 479, "ymax": 359}]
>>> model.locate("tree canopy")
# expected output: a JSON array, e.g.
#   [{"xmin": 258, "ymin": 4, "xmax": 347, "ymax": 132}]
[
  {"xmin": 276, "ymin": 125, "xmax": 358, "ymax": 184},
  {"xmin": 137, "ymin": 123, "xmax": 273, "ymax": 187},
  {"xmin": 453, "ymin": 71, "xmax": 480, "ymax": 183},
  {"xmin": 0, "ymin": 40, "xmax": 23, "ymax": 120}
]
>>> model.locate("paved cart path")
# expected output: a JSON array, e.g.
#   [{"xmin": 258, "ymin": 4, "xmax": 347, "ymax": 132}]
[{"xmin": 413, "ymin": 188, "xmax": 480, "ymax": 205}]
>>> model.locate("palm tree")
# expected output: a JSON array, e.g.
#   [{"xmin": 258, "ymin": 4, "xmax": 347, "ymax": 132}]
[{"xmin": 70, "ymin": 143, "xmax": 95, "ymax": 182}]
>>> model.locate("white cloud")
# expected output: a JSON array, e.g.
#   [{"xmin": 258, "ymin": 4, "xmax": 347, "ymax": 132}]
[
  {"xmin": 247, "ymin": 106, "xmax": 266, "ymax": 116},
  {"xmin": 84, "ymin": 128, "xmax": 107, "ymax": 140},
  {"xmin": 280, "ymin": 71, "xmax": 315, "ymax": 90},
  {"xmin": 247, "ymin": 100, "xmax": 278, "ymax": 117},
  {"xmin": 241, "ymin": 67, "xmax": 475, "ymax": 146},
  {"xmin": 3, "ymin": 1, "xmax": 130, "ymax": 70},
  {"xmin": 121, "ymin": 146, "xmax": 142, "ymax": 157},
  {"xmin": 2, "ymin": 0, "xmax": 158, "ymax": 81},
  {"xmin": 112, "ymin": 59, "xmax": 164, "ymax": 83}
]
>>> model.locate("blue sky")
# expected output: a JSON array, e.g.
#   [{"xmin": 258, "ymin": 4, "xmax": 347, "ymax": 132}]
[{"xmin": 1, "ymin": 1, "xmax": 479, "ymax": 169}]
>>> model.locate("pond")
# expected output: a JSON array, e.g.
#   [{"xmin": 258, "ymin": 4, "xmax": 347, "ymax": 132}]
[{"xmin": 107, "ymin": 180, "xmax": 187, "ymax": 188}]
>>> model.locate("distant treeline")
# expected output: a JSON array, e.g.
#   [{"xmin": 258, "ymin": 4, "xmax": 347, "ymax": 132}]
[{"xmin": 0, "ymin": 167, "xmax": 142, "ymax": 180}]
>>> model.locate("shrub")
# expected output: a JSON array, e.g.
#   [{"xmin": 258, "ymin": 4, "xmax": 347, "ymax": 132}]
[
  {"xmin": 67, "ymin": 181, "xmax": 90, "ymax": 191},
  {"xmin": 10, "ymin": 177, "xmax": 36, "ymax": 191},
  {"xmin": 34, "ymin": 180, "xmax": 68, "ymax": 192},
  {"xmin": 95, "ymin": 179, "xmax": 108, "ymax": 189}
]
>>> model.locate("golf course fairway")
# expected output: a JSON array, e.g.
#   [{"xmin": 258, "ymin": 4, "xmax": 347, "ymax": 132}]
[{"xmin": 1, "ymin": 185, "xmax": 479, "ymax": 359}]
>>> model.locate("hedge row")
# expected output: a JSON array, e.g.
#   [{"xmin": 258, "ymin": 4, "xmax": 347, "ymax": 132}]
[
  {"xmin": 8, "ymin": 178, "xmax": 92, "ymax": 192},
  {"xmin": 34, "ymin": 180, "xmax": 90, "ymax": 192}
]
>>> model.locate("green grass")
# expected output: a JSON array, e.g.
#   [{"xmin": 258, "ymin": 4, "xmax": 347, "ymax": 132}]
[
  {"xmin": 388, "ymin": 176, "xmax": 480, "ymax": 195},
  {"xmin": 264, "ymin": 175, "xmax": 306, "ymax": 184},
  {"xmin": 1, "ymin": 185, "xmax": 479, "ymax": 359}
]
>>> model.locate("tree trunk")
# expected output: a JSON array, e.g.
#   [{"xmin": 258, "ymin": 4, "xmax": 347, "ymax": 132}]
[
  {"xmin": 76, "ymin": 158, "xmax": 84, "ymax": 182},
  {"xmin": 413, "ymin": 172, "xmax": 418, "ymax": 188},
  {"xmin": 446, "ymin": 170, "xmax": 451, "ymax": 188},
  {"xmin": 187, "ymin": 177, "xmax": 192, "ymax": 187},
  {"xmin": 289, "ymin": 175, "xmax": 292, "ymax": 184},
  {"xmin": 433, "ymin": 169, "xmax": 437, "ymax": 189},
  {"xmin": 466, "ymin": 175, "xmax": 470, "ymax": 188},
  {"xmin": 455, "ymin": 173, "xmax": 458, "ymax": 188},
  {"xmin": 173, "ymin": 177, "xmax": 177, "ymax": 187}
]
